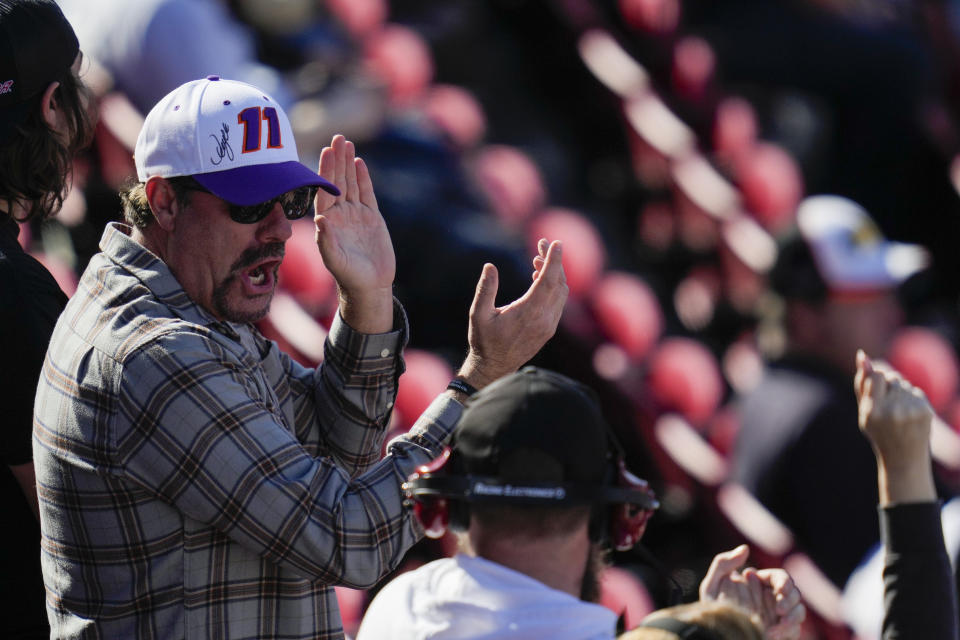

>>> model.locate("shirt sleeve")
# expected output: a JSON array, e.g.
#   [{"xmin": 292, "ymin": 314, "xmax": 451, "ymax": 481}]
[
  {"xmin": 0, "ymin": 299, "xmax": 47, "ymax": 466},
  {"xmin": 880, "ymin": 502, "xmax": 959, "ymax": 640},
  {"xmin": 264, "ymin": 301, "xmax": 408, "ymax": 476},
  {"xmin": 114, "ymin": 329, "xmax": 462, "ymax": 588},
  {"xmin": 0, "ymin": 259, "xmax": 66, "ymax": 466}
]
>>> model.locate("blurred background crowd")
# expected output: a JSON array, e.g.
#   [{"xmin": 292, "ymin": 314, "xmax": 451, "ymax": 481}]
[{"xmin": 21, "ymin": 0, "xmax": 960, "ymax": 637}]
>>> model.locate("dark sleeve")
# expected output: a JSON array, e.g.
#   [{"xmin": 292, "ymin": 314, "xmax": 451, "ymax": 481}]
[
  {"xmin": 880, "ymin": 502, "xmax": 959, "ymax": 640},
  {"xmin": 0, "ymin": 259, "xmax": 66, "ymax": 466}
]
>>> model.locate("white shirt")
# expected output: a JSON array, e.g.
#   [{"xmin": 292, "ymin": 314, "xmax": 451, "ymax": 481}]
[{"xmin": 357, "ymin": 554, "xmax": 618, "ymax": 640}]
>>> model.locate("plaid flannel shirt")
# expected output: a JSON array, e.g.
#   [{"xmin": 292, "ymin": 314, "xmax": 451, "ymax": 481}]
[{"xmin": 33, "ymin": 223, "xmax": 462, "ymax": 639}]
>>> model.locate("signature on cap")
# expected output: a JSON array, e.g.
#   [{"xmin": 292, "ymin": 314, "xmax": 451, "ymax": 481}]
[
  {"xmin": 0, "ymin": 80, "xmax": 13, "ymax": 95},
  {"xmin": 210, "ymin": 123, "xmax": 234, "ymax": 166}
]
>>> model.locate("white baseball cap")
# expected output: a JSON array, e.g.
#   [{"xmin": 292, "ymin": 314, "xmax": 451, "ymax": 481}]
[
  {"xmin": 796, "ymin": 195, "xmax": 928, "ymax": 294},
  {"xmin": 134, "ymin": 76, "xmax": 338, "ymax": 205}
]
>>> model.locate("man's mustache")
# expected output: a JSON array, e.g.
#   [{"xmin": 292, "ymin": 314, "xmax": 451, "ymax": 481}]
[{"xmin": 231, "ymin": 243, "xmax": 285, "ymax": 272}]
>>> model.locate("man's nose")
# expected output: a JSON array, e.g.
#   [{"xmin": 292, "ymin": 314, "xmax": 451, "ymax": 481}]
[{"xmin": 258, "ymin": 201, "xmax": 293, "ymax": 244}]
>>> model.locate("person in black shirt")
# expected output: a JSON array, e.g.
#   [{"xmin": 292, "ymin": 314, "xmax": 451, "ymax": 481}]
[
  {"xmin": 854, "ymin": 350, "xmax": 959, "ymax": 639},
  {"xmin": 0, "ymin": 1, "xmax": 94, "ymax": 637}
]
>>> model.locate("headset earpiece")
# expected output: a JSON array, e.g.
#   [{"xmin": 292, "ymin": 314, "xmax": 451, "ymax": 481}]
[
  {"xmin": 412, "ymin": 496, "xmax": 449, "ymax": 539},
  {"xmin": 404, "ymin": 447, "xmax": 455, "ymax": 539},
  {"xmin": 610, "ymin": 458, "xmax": 657, "ymax": 551}
]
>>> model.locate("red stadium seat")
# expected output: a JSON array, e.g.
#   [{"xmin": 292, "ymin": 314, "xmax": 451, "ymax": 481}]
[
  {"xmin": 599, "ymin": 566, "xmax": 656, "ymax": 630},
  {"xmin": 364, "ymin": 24, "xmax": 435, "ymax": 106},
  {"xmin": 712, "ymin": 96, "xmax": 758, "ymax": 168},
  {"xmin": 887, "ymin": 326, "xmax": 960, "ymax": 414},
  {"xmin": 423, "ymin": 84, "xmax": 487, "ymax": 151},
  {"xmin": 472, "ymin": 144, "xmax": 547, "ymax": 228},
  {"xmin": 528, "ymin": 208, "xmax": 607, "ymax": 299},
  {"xmin": 334, "ymin": 586, "xmax": 367, "ymax": 639},
  {"xmin": 734, "ymin": 142, "xmax": 804, "ymax": 234},
  {"xmin": 277, "ymin": 219, "xmax": 337, "ymax": 321},
  {"xmin": 591, "ymin": 271, "xmax": 664, "ymax": 362},
  {"xmin": 394, "ymin": 349, "xmax": 455, "ymax": 430},
  {"xmin": 671, "ymin": 36, "xmax": 716, "ymax": 104},
  {"xmin": 647, "ymin": 337, "xmax": 724, "ymax": 427},
  {"xmin": 619, "ymin": 0, "xmax": 681, "ymax": 35}
]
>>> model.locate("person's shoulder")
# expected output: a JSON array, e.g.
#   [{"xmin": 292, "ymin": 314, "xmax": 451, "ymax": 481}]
[
  {"xmin": 358, "ymin": 560, "xmax": 453, "ymax": 640},
  {"xmin": 61, "ymin": 278, "xmax": 218, "ymax": 369},
  {"xmin": 0, "ymin": 243, "xmax": 64, "ymax": 298},
  {"xmin": 743, "ymin": 357, "xmax": 843, "ymax": 417},
  {"xmin": 372, "ymin": 557, "xmax": 457, "ymax": 601},
  {"xmin": 116, "ymin": 317, "xmax": 251, "ymax": 381}
]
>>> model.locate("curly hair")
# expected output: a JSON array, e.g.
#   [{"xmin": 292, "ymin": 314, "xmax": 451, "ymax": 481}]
[
  {"xmin": 119, "ymin": 177, "xmax": 196, "ymax": 230},
  {"xmin": 621, "ymin": 601, "xmax": 766, "ymax": 640},
  {"xmin": 0, "ymin": 59, "xmax": 95, "ymax": 223}
]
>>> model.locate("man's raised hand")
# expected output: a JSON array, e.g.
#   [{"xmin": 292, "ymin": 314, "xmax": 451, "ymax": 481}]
[
  {"xmin": 314, "ymin": 134, "xmax": 395, "ymax": 334},
  {"xmin": 458, "ymin": 238, "xmax": 568, "ymax": 389}
]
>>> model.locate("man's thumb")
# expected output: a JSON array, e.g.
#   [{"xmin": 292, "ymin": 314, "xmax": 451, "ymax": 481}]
[
  {"xmin": 700, "ymin": 544, "xmax": 751, "ymax": 599},
  {"xmin": 471, "ymin": 263, "xmax": 499, "ymax": 315}
]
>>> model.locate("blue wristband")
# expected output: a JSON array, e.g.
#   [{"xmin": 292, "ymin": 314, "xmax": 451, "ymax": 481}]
[{"xmin": 446, "ymin": 378, "xmax": 478, "ymax": 397}]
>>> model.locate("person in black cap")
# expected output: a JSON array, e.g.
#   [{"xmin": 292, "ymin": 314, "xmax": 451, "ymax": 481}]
[
  {"xmin": 0, "ymin": 0, "xmax": 93, "ymax": 220},
  {"xmin": 358, "ymin": 367, "xmax": 804, "ymax": 640},
  {"xmin": 0, "ymin": 1, "xmax": 93, "ymax": 638}
]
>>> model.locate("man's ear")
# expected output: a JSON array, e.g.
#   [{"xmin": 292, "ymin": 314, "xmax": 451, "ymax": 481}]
[
  {"xmin": 145, "ymin": 177, "xmax": 179, "ymax": 232},
  {"xmin": 40, "ymin": 81, "xmax": 62, "ymax": 131}
]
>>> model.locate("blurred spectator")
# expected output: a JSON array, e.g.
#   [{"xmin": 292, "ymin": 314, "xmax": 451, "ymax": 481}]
[
  {"xmin": 685, "ymin": 0, "xmax": 960, "ymax": 301},
  {"xmin": 0, "ymin": 1, "xmax": 94, "ymax": 637},
  {"xmin": 732, "ymin": 195, "xmax": 929, "ymax": 587},
  {"xmin": 57, "ymin": 0, "xmax": 291, "ymax": 114}
]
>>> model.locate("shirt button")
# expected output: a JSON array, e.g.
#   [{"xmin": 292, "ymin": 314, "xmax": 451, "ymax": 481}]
[
  {"xmin": 380, "ymin": 348, "xmax": 391, "ymax": 358},
  {"xmin": 387, "ymin": 401, "xmax": 394, "ymax": 409}
]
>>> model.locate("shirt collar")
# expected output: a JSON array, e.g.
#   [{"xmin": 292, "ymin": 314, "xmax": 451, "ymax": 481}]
[{"xmin": 98, "ymin": 221, "xmax": 241, "ymax": 339}]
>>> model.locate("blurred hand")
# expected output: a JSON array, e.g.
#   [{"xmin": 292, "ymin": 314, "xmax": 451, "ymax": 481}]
[
  {"xmin": 458, "ymin": 238, "xmax": 568, "ymax": 389},
  {"xmin": 315, "ymin": 134, "xmax": 396, "ymax": 333},
  {"xmin": 854, "ymin": 349, "xmax": 936, "ymax": 504},
  {"xmin": 700, "ymin": 545, "xmax": 805, "ymax": 640}
]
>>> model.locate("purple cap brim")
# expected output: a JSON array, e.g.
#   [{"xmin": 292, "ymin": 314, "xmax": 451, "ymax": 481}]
[{"xmin": 192, "ymin": 160, "xmax": 339, "ymax": 206}]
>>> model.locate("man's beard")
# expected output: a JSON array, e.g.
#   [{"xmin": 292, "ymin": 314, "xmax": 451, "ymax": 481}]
[
  {"xmin": 579, "ymin": 542, "xmax": 610, "ymax": 603},
  {"xmin": 212, "ymin": 242, "xmax": 284, "ymax": 323}
]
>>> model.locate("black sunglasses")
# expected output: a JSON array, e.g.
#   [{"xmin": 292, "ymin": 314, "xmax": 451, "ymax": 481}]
[{"xmin": 172, "ymin": 177, "xmax": 318, "ymax": 224}]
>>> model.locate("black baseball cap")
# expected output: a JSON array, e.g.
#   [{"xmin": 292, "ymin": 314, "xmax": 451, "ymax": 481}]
[
  {"xmin": 0, "ymin": 0, "xmax": 80, "ymax": 143},
  {"xmin": 452, "ymin": 367, "xmax": 611, "ymax": 487}
]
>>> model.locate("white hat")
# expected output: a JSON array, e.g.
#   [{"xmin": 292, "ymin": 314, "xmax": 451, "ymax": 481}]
[
  {"xmin": 796, "ymin": 195, "xmax": 928, "ymax": 294},
  {"xmin": 134, "ymin": 76, "xmax": 338, "ymax": 205}
]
